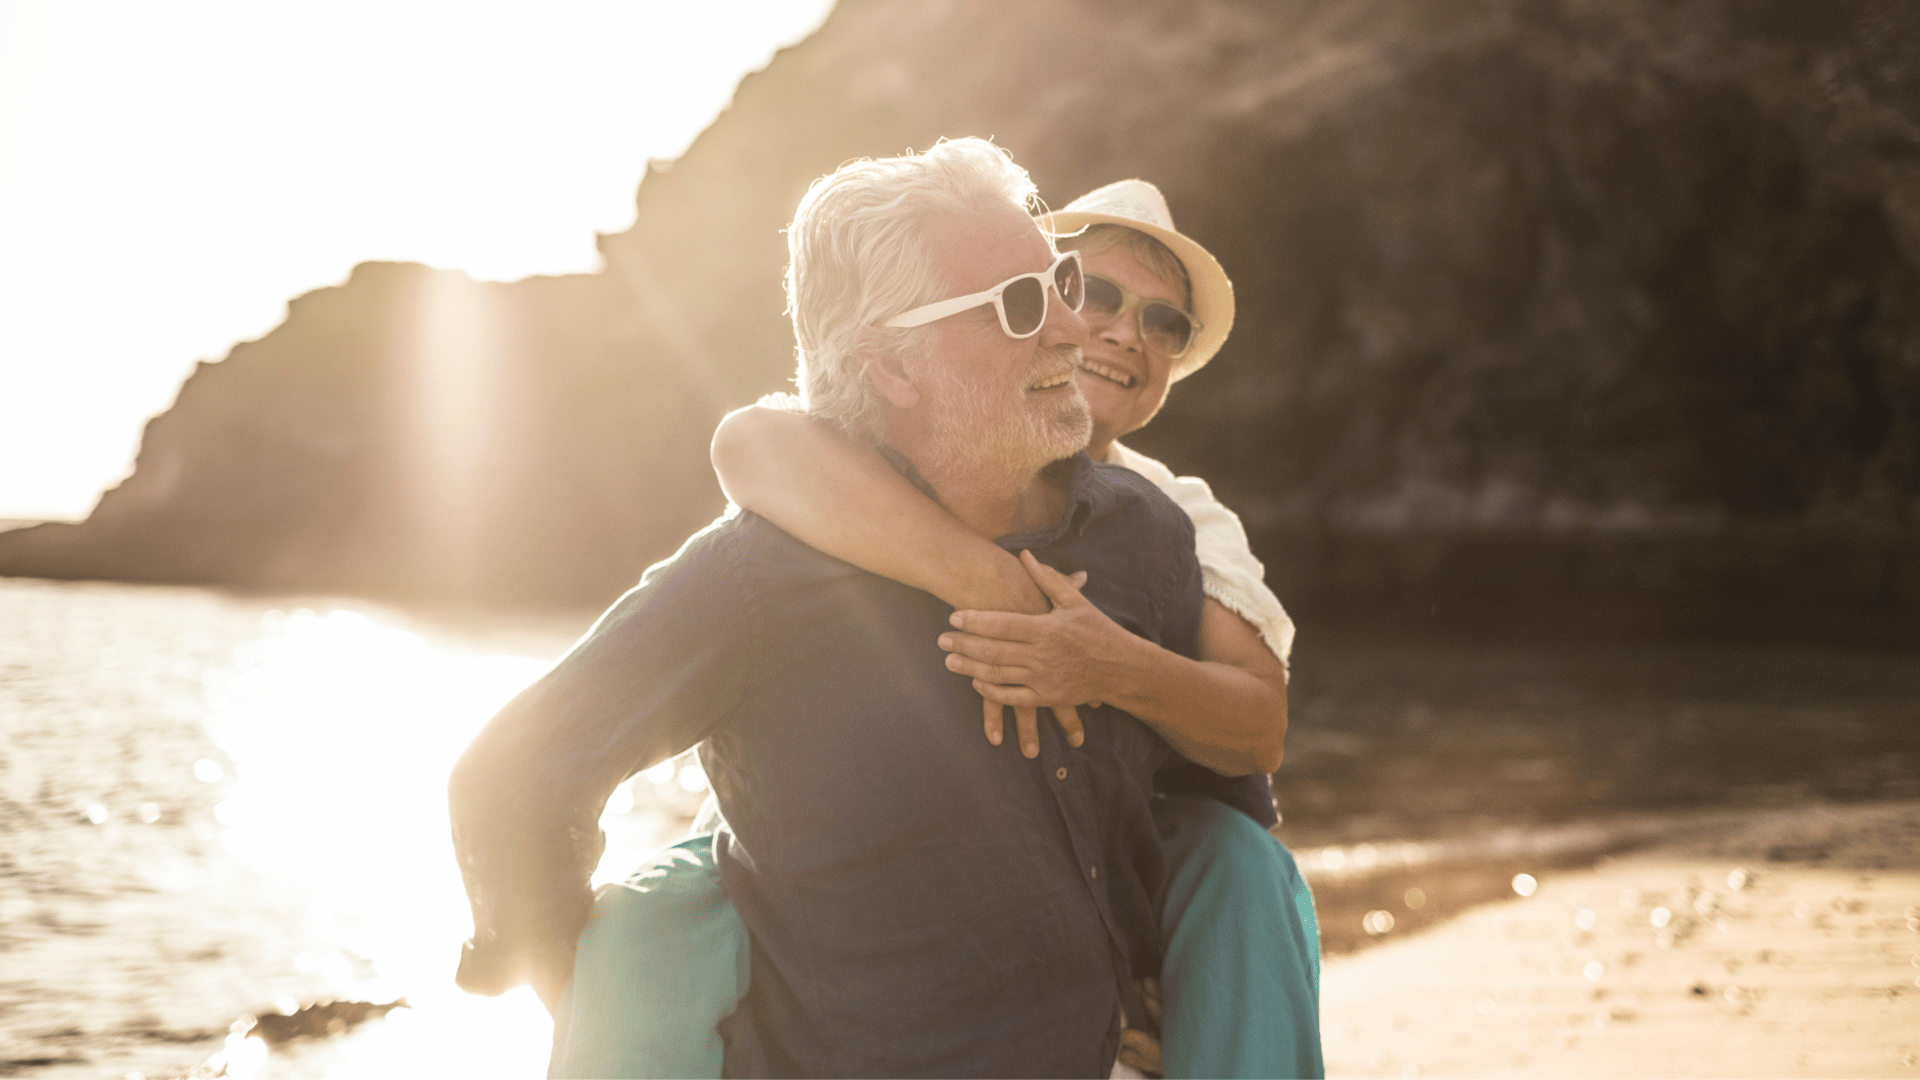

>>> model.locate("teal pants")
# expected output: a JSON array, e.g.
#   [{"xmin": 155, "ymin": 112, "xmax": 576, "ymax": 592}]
[
  {"xmin": 1154, "ymin": 795, "xmax": 1322, "ymax": 1079},
  {"xmin": 549, "ymin": 795, "xmax": 1322, "ymax": 1079}
]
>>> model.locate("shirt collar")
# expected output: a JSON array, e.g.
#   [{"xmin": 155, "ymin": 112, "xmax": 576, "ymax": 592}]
[{"xmin": 875, "ymin": 447, "xmax": 1105, "ymax": 550}]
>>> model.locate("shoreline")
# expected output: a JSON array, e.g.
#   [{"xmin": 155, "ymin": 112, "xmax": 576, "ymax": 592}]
[
  {"xmin": 212, "ymin": 801, "xmax": 1920, "ymax": 1079},
  {"xmin": 1319, "ymin": 799, "xmax": 1920, "ymax": 1078},
  {"xmin": 9, "ymin": 576, "xmax": 1913, "ymax": 1078}
]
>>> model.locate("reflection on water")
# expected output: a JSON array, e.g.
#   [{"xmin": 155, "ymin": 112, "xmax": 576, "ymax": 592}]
[
  {"xmin": 210, "ymin": 606, "xmax": 713, "ymax": 1078},
  {"xmin": 0, "ymin": 579, "xmax": 702, "ymax": 1079},
  {"xmin": 205, "ymin": 607, "xmax": 555, "ymax": 1077}
]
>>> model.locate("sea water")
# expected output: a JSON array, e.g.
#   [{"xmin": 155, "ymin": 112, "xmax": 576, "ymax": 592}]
[{"xmin": 0, "ymin": 576, "xmax": 704, "ymax": 1079}]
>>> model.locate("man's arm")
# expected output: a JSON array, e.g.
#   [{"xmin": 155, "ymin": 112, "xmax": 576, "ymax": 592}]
[{"xmin": 448, "ymin": 523, "xmax": 751, "ymax": 1009}]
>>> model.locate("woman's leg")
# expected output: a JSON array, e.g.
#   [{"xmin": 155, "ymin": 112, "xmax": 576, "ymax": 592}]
[
  {"xmin": 1153, "ymin": 794, "xmax": 1323, "ymax": 1079},
  {"xmin": 547, "ymin": 833, "xmax": 748, "ymax": 1079}
]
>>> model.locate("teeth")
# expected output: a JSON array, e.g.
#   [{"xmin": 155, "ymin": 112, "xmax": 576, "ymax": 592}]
[
  {"xmin": 1079, "ymin": 359, "xmax": 1137, "ymax": 389},
  {"xmin": 1027, "ymin": 371, "xmax": 1073, "ymax": 391}
]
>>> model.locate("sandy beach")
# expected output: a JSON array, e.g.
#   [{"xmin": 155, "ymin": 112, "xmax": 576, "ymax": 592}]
[{"xmin": 1318, "ymin": 800, "xmax": 1920, "ymax": 1078}]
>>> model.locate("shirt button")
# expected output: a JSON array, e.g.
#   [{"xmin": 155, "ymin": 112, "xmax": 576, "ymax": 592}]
[
  {"xmin": 1055, "ymin": 767, "xmax": 1068, "ymax": 781},
  {"xmin": 1090, "ymin": 866, "xmax": 1099, "ymax": 879}
]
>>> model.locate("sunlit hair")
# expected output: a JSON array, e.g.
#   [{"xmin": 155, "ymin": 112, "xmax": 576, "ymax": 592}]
[
  {"xmin": 1065, "ymin": 224, "xmax": 1192, "ymax": 309},
  {"xmin": 786, "ymin": 137, "xmax": 1041, "ymax": 445}
]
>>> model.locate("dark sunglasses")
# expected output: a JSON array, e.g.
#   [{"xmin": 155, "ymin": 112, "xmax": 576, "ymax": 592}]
[
  {"xmin": 1081, "ymin": 273, "xmax": 1200, "ymax": 359},
  {"xmin": 883, "ymin": 250, "xmax": 1085, "ymax": 339}
]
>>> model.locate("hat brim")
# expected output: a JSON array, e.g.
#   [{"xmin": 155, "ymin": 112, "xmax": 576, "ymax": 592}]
[{"xmin": 1041, "ymin": 210, "xmax": 1234, "ymax": 382}]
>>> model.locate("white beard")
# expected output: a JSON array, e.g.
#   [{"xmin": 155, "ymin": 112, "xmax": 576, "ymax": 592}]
[{"xmin": 920, "ymin": 345, "xmax": 1092, "ymax": 486}]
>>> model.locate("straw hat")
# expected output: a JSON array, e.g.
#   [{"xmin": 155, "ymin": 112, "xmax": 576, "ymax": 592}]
[{"xmin": 1041, "ymin": 179, "xmax": 1234, "ymax": 381}]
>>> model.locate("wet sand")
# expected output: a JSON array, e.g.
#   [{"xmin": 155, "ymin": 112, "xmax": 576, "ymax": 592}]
[
  {"xmin": 1319, "ymin": 800, "xmax": 1920, "ymax": 1078},
  {"xmin": 1276, "ymin": 628, "xmax": 1920, "ymax": 842}
]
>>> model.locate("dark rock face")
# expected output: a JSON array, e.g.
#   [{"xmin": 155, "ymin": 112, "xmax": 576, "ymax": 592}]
[
  {"xmin": 4, "ymin": 0, "xmax": 1916, "ymax": 622},
  {"xmin": 0, "ymin": 263, "xmax": 732, "ymax": 605}
]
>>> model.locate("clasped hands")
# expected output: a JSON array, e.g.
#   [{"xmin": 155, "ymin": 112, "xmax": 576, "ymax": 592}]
[{"xmin": 938, "ymin": 549, "xmax": 1138, "ymax": 759}]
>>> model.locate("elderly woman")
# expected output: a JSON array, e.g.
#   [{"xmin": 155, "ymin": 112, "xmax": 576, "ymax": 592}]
[{"xmin": 549, "ymin": 181, "xmax": 1322, "ymax": 1079}]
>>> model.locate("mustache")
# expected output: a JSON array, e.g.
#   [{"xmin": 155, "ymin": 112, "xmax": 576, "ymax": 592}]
[{"xmin": 1029, "ymin": 344, "xmax": 1083, "ymax": 376}]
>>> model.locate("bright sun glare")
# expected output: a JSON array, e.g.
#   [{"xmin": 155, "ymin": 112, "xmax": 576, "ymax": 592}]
[
  {"xmin": 0, "ymin": 0, "xmax": 834, "ymax": 521},
  {"xmin": 202, "ymin": 606, "xmax": 707, "ymax": 1076}
]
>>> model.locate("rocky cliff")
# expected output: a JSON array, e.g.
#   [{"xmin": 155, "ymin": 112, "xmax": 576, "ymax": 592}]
[{"xmin": 4, "ymin": 0, "xmax": 1916, "ymax": 626}]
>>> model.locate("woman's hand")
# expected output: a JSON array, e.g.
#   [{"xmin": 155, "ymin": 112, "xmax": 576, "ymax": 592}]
[
  {"xmin": 942, "ymin": 551, "xmax": 1144, "ymax": 758},
  {"xmin": 976, "ymin": 698, "xmax": 1083, "ymax": 763}
]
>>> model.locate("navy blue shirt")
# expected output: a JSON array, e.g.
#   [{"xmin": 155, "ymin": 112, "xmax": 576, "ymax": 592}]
[{"xmin": 450, "ymin": 452, "xmax": 1264, "ymax": 1077}]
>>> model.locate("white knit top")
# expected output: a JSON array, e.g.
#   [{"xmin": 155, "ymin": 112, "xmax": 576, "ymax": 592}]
[{"xmin": 1106, "ymin": 441, "xmax": 1295, "ymax": 670}]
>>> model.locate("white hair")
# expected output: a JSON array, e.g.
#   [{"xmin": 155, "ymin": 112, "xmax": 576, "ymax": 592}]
[
  {"xmin": 1068, "ymin": 224, "xmax": 1192, "ymax": 309},
  {"xmin": 785, "ymin": 137, "xmax": 1041, "ymax": 445}
]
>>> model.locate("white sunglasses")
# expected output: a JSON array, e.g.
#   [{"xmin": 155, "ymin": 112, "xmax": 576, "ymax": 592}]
[{"xmin": 882, "ymin": 250, "xmax": 1084, "ymax": 338}]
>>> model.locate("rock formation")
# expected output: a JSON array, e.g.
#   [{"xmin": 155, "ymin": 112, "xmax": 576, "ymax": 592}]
[{"xmin": 3, "ymin": 0, "xmax": 1915, "ymax": 626}]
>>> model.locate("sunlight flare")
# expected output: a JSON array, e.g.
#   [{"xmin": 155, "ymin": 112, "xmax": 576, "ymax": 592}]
[{"xmin": 407, "ymin": 271, "xmax": 502, "ymax": 593}]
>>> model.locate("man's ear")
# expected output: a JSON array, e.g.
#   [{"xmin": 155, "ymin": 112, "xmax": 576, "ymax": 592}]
[{"xmin": 856, "ymin": 329, "xmax": 921, "ymax": 410}]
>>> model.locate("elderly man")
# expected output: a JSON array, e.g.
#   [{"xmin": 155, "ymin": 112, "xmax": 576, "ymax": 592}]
[{"xmin": 450, "ymin": 139, "xmax": 1222, "ymax": 1077}]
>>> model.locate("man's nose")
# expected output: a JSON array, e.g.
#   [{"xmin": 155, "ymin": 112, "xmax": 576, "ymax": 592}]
[{"xmin": 1041, "ymin": 285, "xmax": 1088, "ymax": 348}]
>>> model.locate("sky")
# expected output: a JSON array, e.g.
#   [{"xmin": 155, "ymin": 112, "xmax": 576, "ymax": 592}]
[{"xmin": 0, "ymin": 0, "xmax": 835, "ymax": 520}]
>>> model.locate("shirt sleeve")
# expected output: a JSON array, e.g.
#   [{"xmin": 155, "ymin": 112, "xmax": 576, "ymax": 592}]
[
  {"xmin": 447, "ymin": 517, "xmax": 753, "ymax": 995},
  {"xmin": 1109, "ymin": 442, "xmax": 1295, "ymax": 671}
]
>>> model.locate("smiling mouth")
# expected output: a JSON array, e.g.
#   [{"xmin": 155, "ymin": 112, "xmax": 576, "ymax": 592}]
[
  {"xmin": 1026, "ymin": 370, "xmax": 1075, "ymax": 391},
  {"xmin": 1079, "ymin": 358, "xmax": 1137, "ymax": 389}
]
